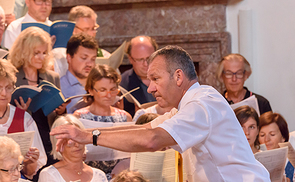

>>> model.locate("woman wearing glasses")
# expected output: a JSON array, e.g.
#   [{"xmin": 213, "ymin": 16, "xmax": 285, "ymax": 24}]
[
  {"xmin": 0, "ymin": 59, "xmax": 46, "ymax": 180},
  {"xmin": 216, "ymin": 53, "xmax": 272, "ymax": 115},
  {"xmin": 73, "ymin": 64, "xmax": 132, "ymax": 180},
  {"xmin": 8, "ymin": 27, "xmax": 65, "ymax": 174},
  {"xmin": 0, "ymin": 136, "xmax": 29, "ymax": 182}
]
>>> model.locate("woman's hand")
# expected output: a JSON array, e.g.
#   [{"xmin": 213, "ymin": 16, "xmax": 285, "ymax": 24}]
[
  {"xmin": 14, "ymin": 97, "xmax": 32, "ymax": 111},
  {"xmin": 22, "ymin": 147, "xmax": 40, "ymax": 178},
  {"xmin": 55, "ymin": 101, "xmax": 70, "ymax": 115}
]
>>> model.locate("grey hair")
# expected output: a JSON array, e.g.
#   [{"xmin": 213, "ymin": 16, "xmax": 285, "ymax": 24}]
[
  {"xmin": 50, "ymin": 114, "xmax": 85, "ymax": 160},
  {"xmin": 216, "ymin": 53, "xmax": 252, "ymax": 82},
  {"xmin": 148, "ymin": 45, "xmax": 197, "ymax": 81}
]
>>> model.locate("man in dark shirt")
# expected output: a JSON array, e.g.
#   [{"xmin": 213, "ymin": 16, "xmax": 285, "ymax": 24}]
[{"xmin": 120, "ymin": 36, "xmax": 158, "ymax": 116}]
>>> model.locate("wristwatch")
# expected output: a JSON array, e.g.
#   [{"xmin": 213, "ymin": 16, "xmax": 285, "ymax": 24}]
[{"xmin": 92, "ymin": 129, "xmax": 101, "ymax": 146}]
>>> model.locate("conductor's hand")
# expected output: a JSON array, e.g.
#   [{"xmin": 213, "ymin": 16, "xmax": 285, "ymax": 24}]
[{"xmin": 50, "ymin": 125, "xmax": 92, "ymax": 152}]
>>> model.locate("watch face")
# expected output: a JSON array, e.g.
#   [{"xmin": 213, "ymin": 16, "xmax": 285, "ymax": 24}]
[{"xmin": 92, "ymin": 130, "xmax": 100, "ymax": 135}]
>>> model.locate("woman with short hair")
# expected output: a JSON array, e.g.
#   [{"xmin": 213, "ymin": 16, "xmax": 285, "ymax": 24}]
[
  {"xmin": 73, "ymin": 64, "xmax": 132, "ymax": 180},
  {"xmin": 38, "ymin": 114, "xmax": 107, "ymax": 182},
  {"xmin": 0, "ymin": 59, "xmax": 46, "ymax": 179},
  {"xmin": 234, "ymin": 105, "xmax": 260, "ymax": 154}
]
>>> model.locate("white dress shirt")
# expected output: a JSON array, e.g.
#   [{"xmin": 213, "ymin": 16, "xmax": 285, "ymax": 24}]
[
  {"xmin": 152, "ymin": 82, "xmax": 270, "ymax": 182},
  {"xmin": 3, "ymin": 13, "xmax": 52, "ymax": 49}
]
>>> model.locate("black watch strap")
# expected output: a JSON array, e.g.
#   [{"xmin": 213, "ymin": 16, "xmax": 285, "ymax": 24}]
[{"xmin": 92, "ymin": 130, "xmax": 101, "ymax": 146}]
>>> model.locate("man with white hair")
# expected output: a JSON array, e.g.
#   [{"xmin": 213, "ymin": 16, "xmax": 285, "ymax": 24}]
[{"xmin": 2, "ymin": 0, "xmax": 52, "ymax": 49}]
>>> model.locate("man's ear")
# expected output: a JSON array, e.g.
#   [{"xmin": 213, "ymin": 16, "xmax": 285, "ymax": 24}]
[
  {"xmin": 174, "ymin": 69, "xmax": 184, "ymax": 87},
  {"xmin": 66, "ymin": 54, "xmax": 72, "ymax": 64},
  {"xmin": 127, "ymin": 55, "xmax": 135, "ymax": 65}
]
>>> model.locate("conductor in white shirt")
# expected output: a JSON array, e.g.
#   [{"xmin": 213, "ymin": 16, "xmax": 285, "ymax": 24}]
[
  {"xmin": 51, "ymin": 45, "xmax": 271, "ymax": 182},
  {"xmin": 3, "ymin": 0, "xmax": 52, "ymax": 49}
]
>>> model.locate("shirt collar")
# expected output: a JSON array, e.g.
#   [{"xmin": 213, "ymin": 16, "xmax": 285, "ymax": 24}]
[
  {"xmin": 66, "ymin": 70, "xmax": 82, "ymax": 86},
  {"xmin": 24, "ymin": 12, "xmax": 51, "ymax": 25},
  {"xmin": 178, "ymin": 82, "xmax": 200, "ymax": 110}
]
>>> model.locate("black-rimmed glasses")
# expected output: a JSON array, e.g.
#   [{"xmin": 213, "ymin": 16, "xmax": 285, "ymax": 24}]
[{"xmin": 223, "ymin": 70, "xmax": 246, "ymax": 79}]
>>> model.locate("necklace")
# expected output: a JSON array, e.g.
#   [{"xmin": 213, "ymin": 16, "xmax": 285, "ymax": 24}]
[{"xmin": 0, "ymin": 106, "xmax": 8, "ymax": 119}]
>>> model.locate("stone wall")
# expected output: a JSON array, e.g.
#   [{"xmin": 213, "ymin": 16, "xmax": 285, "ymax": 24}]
[{"xmin": 50, "ymin": 0, "xmax": 230, "ymax": 92}]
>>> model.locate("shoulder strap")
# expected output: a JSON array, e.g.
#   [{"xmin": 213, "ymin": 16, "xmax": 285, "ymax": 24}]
[{"xmin": 8, "ymin": 107, "xmax": 25, "ymax": 133}]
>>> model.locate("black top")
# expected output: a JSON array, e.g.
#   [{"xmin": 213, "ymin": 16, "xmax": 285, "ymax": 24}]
[
  {"xmin": 223, "ymin": 87, "xmax": 272, "ymax": 115},
  {"xmin": 120, "ymin": 68, "xmax": 156, "ymax": 117}
]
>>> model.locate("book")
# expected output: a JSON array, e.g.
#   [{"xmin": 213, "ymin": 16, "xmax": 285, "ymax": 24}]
[
  {"xmin": 69, "ymin": 86, "xmax": 142, "ymax": 112},
  {"xmin": 254, "ymin": 146, "xmax": 288, "ymax": 182},
  {"xmin": 119, "ymin": 86, "xmax": 157, "ymax": 109},
  {"xmin": 21, "ymin": 20, "xmax": 75, "ymax": 49},
  {"xmin": 130, "ymin": 148, "xmax": 184, "ymax": 182},
  {"xmin": 96, "ymin": 41, "xmax": 126, "ymax": 70},
  {"xmin": 11, "ymin": 80, "xmax": 89, "ymax": 116}
]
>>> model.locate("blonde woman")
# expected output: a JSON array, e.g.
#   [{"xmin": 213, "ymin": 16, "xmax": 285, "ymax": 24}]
[
  {"xmin": 9, "ymin": 27, "xmax": 66, "ymax": 169},
  {"xmin": 39, "ymin": 114, "xmax": 107, "ymax": 182}
]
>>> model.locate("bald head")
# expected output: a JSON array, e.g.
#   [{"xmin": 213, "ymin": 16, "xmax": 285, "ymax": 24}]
[{"xmin": 126, "ymin": 36, "xmax": 158, "ymax": 79}]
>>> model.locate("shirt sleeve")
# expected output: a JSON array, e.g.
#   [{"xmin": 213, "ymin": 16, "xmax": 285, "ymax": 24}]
[{"xmin": 157, "ymin": 101, "xmax": 210, "ymax": 153}]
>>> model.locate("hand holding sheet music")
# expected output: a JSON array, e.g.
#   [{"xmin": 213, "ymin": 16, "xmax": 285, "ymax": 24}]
[{"xmin": 5, "ymin": 131, "xmax": 35, "ymax": 156}]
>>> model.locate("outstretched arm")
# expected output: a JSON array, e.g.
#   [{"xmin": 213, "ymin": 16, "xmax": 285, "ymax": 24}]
[{"xmin": 50, "ymin": 124, "xmax": 176, "ymax": 153}]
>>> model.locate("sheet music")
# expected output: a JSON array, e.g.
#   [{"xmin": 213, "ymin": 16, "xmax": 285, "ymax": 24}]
[
  {"xmin": 80, "ymin": 118, "xmax": 135, "ymax": 161},
  {"xmin": 6, "ymin": 131, "xmax": 35, "ymax": 156},
  {"xmin": 130, "ymin": 151, "xmax": 166, "ymax": 182},
  {"xmin": 162, "ymin": 149, "xmax": 177, "ymax": 182},
  {"xmin": 230, "ymin": 95, "xmax": 260, "ymax": 116},
  {"xmin": 254, "ymin": 146, "xmax": 288, "ymax": 182},
  {"xmin": 279, "ymin": 142, "xmax": 295, "ymax": 168}
]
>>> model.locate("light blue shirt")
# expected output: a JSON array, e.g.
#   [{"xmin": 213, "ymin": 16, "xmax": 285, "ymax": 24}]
[{"xmin": 60, "ymin": 70, "xmax": 86, "ymax": 113}]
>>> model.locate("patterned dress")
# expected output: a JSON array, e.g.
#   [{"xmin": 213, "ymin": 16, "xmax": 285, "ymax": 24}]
[{"xmin": 74, "ymin": 106, "xmax": 129, "ymax": 181}]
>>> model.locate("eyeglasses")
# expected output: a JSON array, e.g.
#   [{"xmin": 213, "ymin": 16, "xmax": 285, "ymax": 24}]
[
  {"xmin": 130, "ymin": 56, "xmax": 149, "ymax": 63},
  {"xmin": 93, "ymin": 88, "xmax": 119, "ymax": 97},
  {"xmin": 34, "ymin": 52, "xmax": 49, "ymax": 59},
  {"xmin": 75, "ymin": 25, "xmax": 99, "ymax": 33},
  {"xmin": 0, "ymin": 85, "xmax": 15, "ymax": 94},
  {"xmin": 33, "ymin": 0, "xmax": 52, "ymax": 6},
  {"xmin": 0, "ymin": 164, "xmax": 23, "ymax": 175},
  {"xmin": 222, "ymin": 70, "xmax": 245, "ymax": 79}
]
